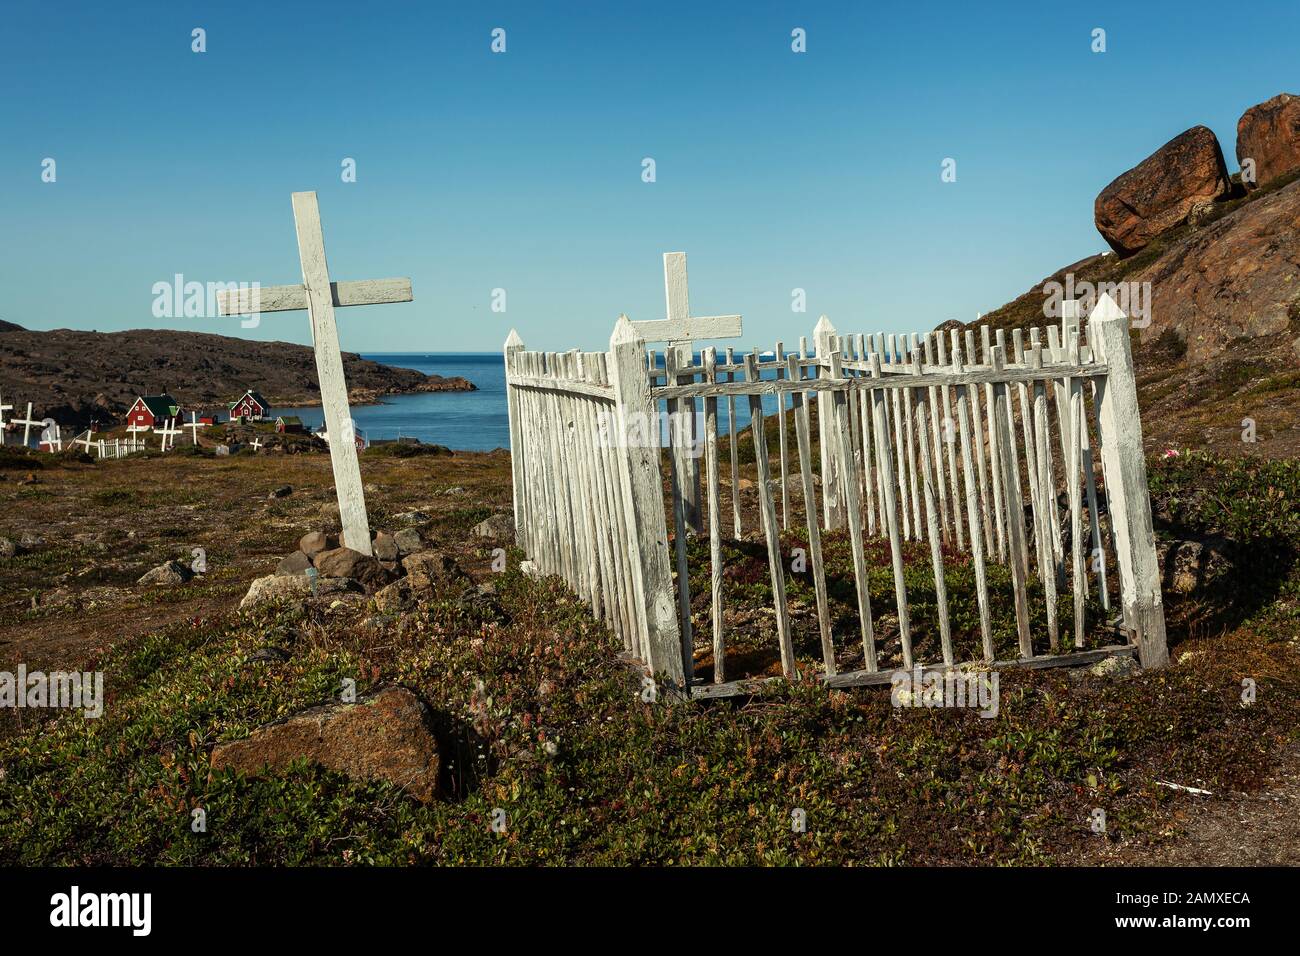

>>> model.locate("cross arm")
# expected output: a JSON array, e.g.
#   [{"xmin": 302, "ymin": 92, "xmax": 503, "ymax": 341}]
[
  {"xmin": 631, "ymin": 314, "xmax": 742, "ymax": 344},
  {"xmin": 216, "ymin": 277, "xmax": 413, "ymax": 315}
]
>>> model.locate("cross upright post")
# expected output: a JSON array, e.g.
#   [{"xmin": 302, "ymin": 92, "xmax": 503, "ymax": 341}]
[
  {"xmin": 184, "ymin": 412, "xmax": 207, "ymax": 445},
  {"xmin": 0, "ymin": 392, "xmax": 12, "ymax": 446},
  {"xmin": 216, "ymin": 192, "xmax": 414, "ymax": 557},
  {"xmin": 631, "ymin": 252, "xmax": 742, "ymax": 533}
]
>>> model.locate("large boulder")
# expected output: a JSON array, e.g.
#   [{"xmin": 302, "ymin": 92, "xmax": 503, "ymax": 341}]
[
  {"xmin": 314, "ymin": 547, "xmax": 388, "ymax": 592},
  {"xmin": 209, "ymin": 687, "xmax": 440, "ymax": 803},
  {"xmin": 1237, "ymin": 93, "xmax": 1300, "ymax": 190},
  {"xmin": 276, "ymin": 550, "xmax": 312, "ymax": 576},
  {"xmin": 298, "ymin": 531, "xmax": 336, "ymax": 558},
  {"xmin": 1095, "ymin": 126, "xmax": 1232, "ymax": 257}
]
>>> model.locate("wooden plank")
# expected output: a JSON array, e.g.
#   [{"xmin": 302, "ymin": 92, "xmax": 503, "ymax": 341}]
[
  {"xmin": 290, "ymin": 191, "xmax": 372, "ymax": 556},
  {"xmin": 856, "ymin": 334, "xmax": 878, "ymax": 537},
  {"xmin": 952, "ymin": 344, "xmax": 994, "ymax": 661},
  {"xmin": 1032, "ymin": 328, "xmax": 1065, "ymax": 571},
  {"xmin": 830, "ymin": 349, "xmax": 878, "ymax": 672},
  {"xmin": 1013, "ymin": 329, "xmax": 1047, "ymax": 586},
  {"xmin": 504, "ymin": 331, "xmax": 526, "ymax": 549},
  {"xmin": 505, "ymin": 375, "xmax": 615, "ymax": 400},
  {"xmin": 664, "ymin": 348, "xmax": 696, "ymax": 682},
  {"xmin": 814, "ymin": 316, "xmax": 844, "ymax": 529},
  {"xmin": 788, "ymin": 355, "xmax": 836, "ymax": 675},
  {"xmin": 982, "ymin": 327, "xmax": 1007, "ymax": 562},
  {"xmin": 991, "ymin": 346, "xmax": 1033, "ymax": 658},
  {"xmin": 912, "ymin": 353, "xmax": 954, "ymax": 665},
  {"xmin": 963, "ymin": 330, "xmax": 993, "ymax": 556},
  {"xmin": 904, "ymin": 334, "xmax": 923, "ymax": 541},
  {"xmin": 725, "ymin": 347, "xmax": 742, "ymax": 537},
  {"xmin": 935, "ymin": 332, "xmax": 964, "ymax": 551},
  {"xmin": 869, "ymin": 353, "xmax": 913, "ymax": 667},
  {"xmin": 692, "ymin": 643, "xmax": 1138, "ymax": 698},
  {"xmin": 703, "ymin": 348, "xmax": 726, "ymax": 682},
  {"xmin": 997, "ymin": 329, "xmax": 1028, "ymax": 581},
  {"xmin": 888, "ymin": 334, "xmax": 912, "ymax": 541},
  {"xmin": 631, "ymin": 314, "xmax": 743, "ymax": 342},
  {"xmin": 745, "ymin": 353, "xmax": 795, "ymax": 677},
  {"xmin": 1031, "ymin": 345, "xmax": 1061, "ymax": 651},
  {"xmin": 608, "ymin": 316, "xmax": 685, "ymax": 685},
  {"xmin": 775, "ymin": 341, "xmax": 790, "ymax": 531},
  {"xmin": 216, "ymin": 277, "xmax": 413, "ymax": 315},
  {"xmin": 596, "ymin": 353, "xmax": 640, "ymax": 655},
  {"xmin": 923, "ymin": 333, "xmax": 950, "ymax": 545},
  {"xmin": 1064, "ymin": 321, "xmax": 1087, "ymax": 650},
  {"xmin": 1090, "ymin": 295, "xmax": 1168, "ymax": 669}
]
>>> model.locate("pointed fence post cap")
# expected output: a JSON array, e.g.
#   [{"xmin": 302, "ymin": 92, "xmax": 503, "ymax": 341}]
[
  {"xmin": 610, "ymin": 313, "xmax": 644, "ymax": 347},
  {"xmin": 1089, "ymin": 292, "xmax": 1128, "ymax": 324},
  {"xmin": 504, "ymin": 328, "xmax": 523, "ymax": 348},
  {"xmin": 813, "ymin": 314, "xmax": 836, "ymax": 334}
]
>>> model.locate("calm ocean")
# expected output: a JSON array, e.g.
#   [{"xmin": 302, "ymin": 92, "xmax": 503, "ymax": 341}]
[{"xmin": 275, "ymin": 353, "xmax": 786, "ymax": 452}]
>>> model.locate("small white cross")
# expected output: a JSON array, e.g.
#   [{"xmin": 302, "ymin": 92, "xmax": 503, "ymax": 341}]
[
  {"xmin": 0, "ymin": 391, "xmax": 12, "ymax": 446},
  {"xmin": 11, "ymin": 403, "xmax": 42, "ymax": 447},
  {"xmin": 73, "ymin": 430, "xmax": 97, "ymax": 454},
  {"xmin": 183, "ymin": 412, "xmax": 207, "ymax": 445},
  {"xmin": 154, "ymin": 417, "xmax": 181, "ymax": 451},
  {"xmin": 249, "ymin": 436, "xmax": 263, "ymax": 451}
]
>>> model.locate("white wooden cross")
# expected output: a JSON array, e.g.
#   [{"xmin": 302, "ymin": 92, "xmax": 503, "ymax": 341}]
[
  {"xmin": 216, "ymin": 191, "xmax": 414, "ymax": 557},
  {"xmin": 155, "ymin": 417, "xmax": 181, "ymax": 451},
  {"xmin": 183, "ymin": 412, "xmax": 207, "ymax": 445},
  {"xmin": 12, "ymin": 403, "xmax": 42, "ymax": 448},
  {"xmin": 0, "ymin": 391, "xmax": 12, "ymax": 446},
  {"xmin": 249, "ymin": 436, "xmax": 263, "ymax": 451},
  {"xmin": 73, "ymin": 430, "xmax": 97, "ymax": 454},
  {"xmin": 632, "ymin": 251, "xmax": 743, "ymax": 532}
]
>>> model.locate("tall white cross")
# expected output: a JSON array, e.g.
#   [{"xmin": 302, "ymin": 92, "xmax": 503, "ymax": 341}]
[
  {"xmin": 216, "ymin": 191, "xmax": 414, "ymax": 557},
  {"xmin": 632, "ymin": 252, "xmax": 743, "ymax": 532},
  {"xmin": 73, "ymin": 430, "xmax": 97, "ymax": 454},
  {"xmin": 155, "ymin": 417, "xmax": 181, "ymax": 451},
  {"xmin": 12, "ymin": 403, "xmax": 41, "ymax": 447},
  {"xmin": 183, "ymin": 412, "xmax": 207, "ymax": 445},
  {"xmin": 0, "ymin": 391, "xmax": 12, "ymax": 446}
]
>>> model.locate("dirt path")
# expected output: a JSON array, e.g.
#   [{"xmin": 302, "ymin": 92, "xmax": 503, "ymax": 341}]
[{"xmin": 1074, "ymin": 741, "xmax": 1300, "ymax": 865}]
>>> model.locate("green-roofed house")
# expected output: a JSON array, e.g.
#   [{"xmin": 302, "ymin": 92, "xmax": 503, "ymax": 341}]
[
  {"xmin": 276, "ymin": 415, "xmax": 305, "ymax": 434},
  {"xmin": 125, "ymin": 393, "xmax": 182, "ymax": 429}
]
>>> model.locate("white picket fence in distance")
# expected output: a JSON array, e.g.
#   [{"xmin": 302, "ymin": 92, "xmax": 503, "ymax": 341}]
[{"xmin": 505, "ymin": 294, "xmax": 1168, "ymax": 699}]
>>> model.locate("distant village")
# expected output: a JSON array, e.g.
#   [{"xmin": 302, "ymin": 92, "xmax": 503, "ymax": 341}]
[{"xmin": 0, "ymin": 386, "xmax": 370, "ymax": 458}]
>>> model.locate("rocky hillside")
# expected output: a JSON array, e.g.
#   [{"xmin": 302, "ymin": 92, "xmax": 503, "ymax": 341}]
[
  {"xmin": 977, "ymin": 92, "xmax": 1300, "ymax": 459},
  {"xmin": 0, "ymin": 325, "xmax": 475, "ymax": 428}
]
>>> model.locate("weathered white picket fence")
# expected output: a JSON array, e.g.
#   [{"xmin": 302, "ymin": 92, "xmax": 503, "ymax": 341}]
[{"xmin": 505, "ymin": 293, "xmax": 1167, "ymax": 699}]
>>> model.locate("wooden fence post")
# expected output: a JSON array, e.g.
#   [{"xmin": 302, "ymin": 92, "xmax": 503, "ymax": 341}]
[
  {"xmin": 608, "ymin": 315, "xmax": 687, "ymax": 687},
  {"xmin": 504, "ymin": 330, "xmax": 526, "ymax": 548},
  {"xmin": 1090, "ymin": 293, "xmax": 1168, "ymax": 670},
  {"xmin": 814, "ymin": 315, "xmax": 844, "ymax": 529}
]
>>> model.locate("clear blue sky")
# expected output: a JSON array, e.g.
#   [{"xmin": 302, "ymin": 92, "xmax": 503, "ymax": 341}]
[{"xmin": 2, "ymin": 1, "xmax": 1297, "ymax": 353}]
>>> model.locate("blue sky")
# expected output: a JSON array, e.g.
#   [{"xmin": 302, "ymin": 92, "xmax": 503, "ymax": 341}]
[{"xmin": 2, "ymin": 0, "xmax": 1297, "ymax": 353}]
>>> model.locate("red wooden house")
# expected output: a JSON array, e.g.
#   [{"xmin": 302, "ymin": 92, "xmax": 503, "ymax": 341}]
[
  {"xmin": 125, "ymin": 394, "xmax": 182, "ymax": 429},
  {"xmin": 229, "ymin": 390, "xmax": 271, "ymax": 423}
]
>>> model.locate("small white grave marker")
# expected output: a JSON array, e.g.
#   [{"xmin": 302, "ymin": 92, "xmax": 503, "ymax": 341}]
[
  {"xmin": 183, "ymin": 412, "xmax": 207, "ymax": 445},
  {"xmin": 0, "ymin": 392, "xmax": 12, "ymax": 446},
  {"xmin": 249, "ymin": 436, "xmax": 263, "ymax": 451},
  {"xmin": 216, "ymin": 191, "xmax": 414, "ymax": 557},
  {"xmin": 73, "ymin": 430, "xmax": 97, "ymax": 454},
  {"xmin": 155, "ymin": 417, "xmax": 181, "ymax": 451},
  {"xmin": 12, "ymin": 403, "xmax": 42, "ymax": 448}
]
